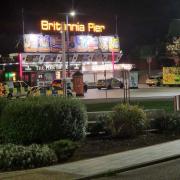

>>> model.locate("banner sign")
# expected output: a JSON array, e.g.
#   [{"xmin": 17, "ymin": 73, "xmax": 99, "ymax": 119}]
[
  {"xmin": 50, "ymin": 36, "xmax": 62, "ymax": 52},
  {"xmin": 24, "ymin": 34, "xmax": 50, "ymax": 52},
  {"xmin": 24, "ymin": 34, "xmax": 39, "ymax": 52},
  {"xmin": 129, "ymin": 71, "xmax": 138, "ymax": 88},
  {"xmin": 72, "ymin": 35, "xmax": 99, "ymax": 52},
  {"xmin": 24, "ymin": 34, "xmax": 120, "ymax": 53},
  {"xmin": 99, "ymin": 36, "xmax": 120, "ymax": 52}
]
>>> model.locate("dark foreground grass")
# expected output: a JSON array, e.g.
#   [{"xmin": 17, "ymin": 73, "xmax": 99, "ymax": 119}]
[{"xmin": 85, "ymin": 99, "xmax": 174, "ymax": 112}]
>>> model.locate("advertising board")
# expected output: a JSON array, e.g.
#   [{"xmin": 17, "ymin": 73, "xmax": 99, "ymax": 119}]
[
  {"xmin": 99, "ymin": 36, "xmax": 109, "ymax": 52},
  {"xmin": 50, "ymin": 36, "xmax": 62, "ymax": 52},
  {"xmin": 73, "ymin": 35, "xmax": 99, "ymax": 52},
  {"xmin": 99, "ymin": 36, "xmax": 120, "ymax": 52},
  {"xmin": 109, "ymin": 37, "xmax": 120, "ymax": 52},
  {"xmin": 38, "ymin": 35, "xmax": 50, "ymax": 52},
  {"xmin": 24, "ymin": 34, "xmax": 120, "ymax": 53},
  {"xmin": 129, "ymin": 71, "xmax": 138, "ymax": 88},
  {"xmin": 163, "ymin": 67, "xmax": 180, "ymax": 84},
  {"xmin": 24, "ymin": 34, "xmax": 39, "ymax": 52},
  {"xmin": 24, "ymin": 34, "xmax": 50, "ymax": 52}
]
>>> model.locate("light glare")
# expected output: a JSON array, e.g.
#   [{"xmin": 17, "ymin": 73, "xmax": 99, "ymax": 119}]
[{"xmin": 70, "ymin": 11, "xmax": 76, "ymax": 17}]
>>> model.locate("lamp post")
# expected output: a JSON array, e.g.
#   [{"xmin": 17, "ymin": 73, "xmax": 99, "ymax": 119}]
[
  {"xmin": 59, "ymin": 11, "xmax": 76, "ymax": 95},
  {"xmin": 61, "ymin": 22, "xmax": 66, "ymax": 95},
  {"xmin": 65, "ymin": 10, "xmax": 76, "ymax": 77}
]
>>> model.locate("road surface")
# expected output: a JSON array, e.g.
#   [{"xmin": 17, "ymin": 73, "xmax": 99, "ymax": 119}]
[{"xmin": 82, "ymin": 85, "xmax": 180, "ymax": 100}]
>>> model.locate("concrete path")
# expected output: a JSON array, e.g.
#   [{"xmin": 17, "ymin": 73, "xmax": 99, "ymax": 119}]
[
  {"xmin": 1, "ymin": 140, "xmax": 180, "ymax": 180},
  {"xmin": 45, "ymin": 139, "xmax": 180, "ymax": 179}
]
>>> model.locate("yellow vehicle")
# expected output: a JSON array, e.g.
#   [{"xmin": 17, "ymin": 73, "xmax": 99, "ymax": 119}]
[
  {"xmin": 28, "ymin": 78, "xmax": 76, "ymax": 97},
  {"xmin": 0, "ymin": 81, "xmax": 31, "ymax": 98},
  {"xmin": 146, "ymin": 76, "xmax": 162, "ymax": 87}
]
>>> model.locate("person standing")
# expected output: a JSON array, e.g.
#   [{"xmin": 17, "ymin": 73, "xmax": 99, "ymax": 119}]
[{"xmin": 83, "ymin": 82, "xmax": 88, "ymax": 93}]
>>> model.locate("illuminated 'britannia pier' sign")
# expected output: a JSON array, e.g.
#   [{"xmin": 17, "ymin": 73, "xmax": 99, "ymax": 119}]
[{"xmin": 41, "ymin": 20, "xmax": 105, "ymax": 33}]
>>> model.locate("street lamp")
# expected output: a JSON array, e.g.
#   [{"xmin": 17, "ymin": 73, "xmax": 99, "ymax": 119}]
[
  {"xmin": 58, "ymin": 10, "xmax": 76, "ymax": 76},
  {"xmin": 70, "ymin": 10, "xmax": 76, "ymax": 17},
  {"xmin": 65, "ymin": 10, "xmax": 76, "ymax": 77},
  {"xmin": 60, "ymin": 11, "xmax": 76, "ymax": 95},
  {"xmin": 61, "ymin": 22, "xmax": 66, "ymax": 95}
]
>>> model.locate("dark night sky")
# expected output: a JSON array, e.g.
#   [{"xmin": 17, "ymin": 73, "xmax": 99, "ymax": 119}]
[{"xmin": 0, "ymin": 0, "xmax": 180, "ymax": 55}]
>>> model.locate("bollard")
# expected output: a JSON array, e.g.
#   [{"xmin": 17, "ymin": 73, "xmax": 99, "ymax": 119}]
[{"xmin": 174, "ymin": 95, "xmax": 180, "ymax": 112}]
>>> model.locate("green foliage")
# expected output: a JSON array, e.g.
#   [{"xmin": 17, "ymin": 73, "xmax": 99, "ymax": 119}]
[
  {"xmin": 166, "ymin": 37, "xmax": 180, "ymax": 57},
  {"xmin": 107, "ymin": 104, "xmax": 148, "ymax": 138},
  {"xmin": 0, "ymin": 98, "xmax": 9, "ymax": 117},
  {"xmin": 0, "ymin": 96, "xmax": 87, "ymax": 144},
  {"xmin": 0, "ymin": 144, "xmax": 57, "ymax": 171},
  {"xmin": 85, "ymin": 99, "xmax": 173, "ymax": 113},
  {"xmin": 87, "ymin": 112, "xmax": 111, "ymax": 135},
  {"xmin": 0, "ymin": 98, "xmax": 9, "ymax": 143},
  {"xmin": 48, "ymin": 139, "xmax": 78, "ymax": 161},
  {"xmin": 153, "ymin": 112, "xmax": 180, "ymax": 134}
]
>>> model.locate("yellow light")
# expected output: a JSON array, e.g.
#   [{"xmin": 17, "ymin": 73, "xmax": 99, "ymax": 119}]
[
  {"xmin": 41, "ymin": 20, "xmax": 105, "ymax": 33},
  {"xmin": 41, "ymin": 20, "xmax": 49, "ymax": 30}
]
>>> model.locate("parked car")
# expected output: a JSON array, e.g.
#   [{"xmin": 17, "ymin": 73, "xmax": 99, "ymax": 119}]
[
  {"xmin": 146, "ymin": 76, "xmax": 162, "ymax": 86},
  {"xmin": 96, "ymin": 78, "xmax": 124, "ymax": 90}
]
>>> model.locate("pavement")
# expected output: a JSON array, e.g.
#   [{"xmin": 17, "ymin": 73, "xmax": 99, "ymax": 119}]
[
  {"xmin": 81, "ymin": 85, "xmax": 180, "ymax": 101},
  {"xmin": 1, "ymin": 139, "xmax": 180, "ymax": 180}
]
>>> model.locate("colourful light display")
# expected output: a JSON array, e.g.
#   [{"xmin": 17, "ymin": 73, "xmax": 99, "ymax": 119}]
[{"xmin": 23, "ymin": 34, "xmax": 120, "ymax": 53}]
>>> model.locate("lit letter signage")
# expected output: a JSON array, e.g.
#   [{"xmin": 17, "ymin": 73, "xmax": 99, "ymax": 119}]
[
  {"xmin": 41, "ymin": 20, "xmax": 105, "ymax": 33},
  {"xmin": 41, "ymin": 20, "xmax": 49, "ymax": 30}
]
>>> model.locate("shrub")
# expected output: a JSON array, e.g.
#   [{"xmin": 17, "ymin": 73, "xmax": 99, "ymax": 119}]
[
  {"xmin": 48, "ymin": 139, "xmax": 78, "ymax": 161},
  {"xmin": 107, "ymin": 104, "xmax": 148, "ymax": 138},
  {"xmin": 153, "ymin": 112, "xmax": 180, "ymax": 134},
  {"xmin": 168, "ymin": 112, "xmax": 180, "ymax": 133},
  {"xmin": 87, "ymin": 112, "xmax": 111, "ymax": 135},
  {"xmin": 0, "ymin": 98, "xmax": 9, "ymax": 143},
  {"xmin": 0, "ymin": 96, "xmax": 87, "ymax": 144},
  {"xmin": 0, "ymin": 144, "xmax": 57, "ymax": 171},
  {"xmin": 149, "ymin": 110, "xmax": 170, "ymax": 131},
  {"xmin": 0, "ymin": 98, "xmax": 9, "ymax": 117}
]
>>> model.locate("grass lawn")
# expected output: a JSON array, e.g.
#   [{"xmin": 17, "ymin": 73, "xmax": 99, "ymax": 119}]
[{"xmin": 85, "ymin": 99, "xmax": 174, "ymax": 112}]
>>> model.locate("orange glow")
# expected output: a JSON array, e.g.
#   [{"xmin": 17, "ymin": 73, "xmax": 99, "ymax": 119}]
[
  {"xmin": 41, "ymin": 20, "xmax": 105, "ymax": 33},
  {"xmin": 88, "ymin": 23, "xmax": 105, "ymax": 32}
]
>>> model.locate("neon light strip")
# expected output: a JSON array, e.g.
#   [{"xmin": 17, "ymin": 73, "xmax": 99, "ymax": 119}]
[
  {"xmin": 111, "ymin": 51, "xmax": 115, "ymax": 72},
  {"xmin": 0, "ymin": 63, "xmax": 19, "ymax": 65},
  {"xmin": 19, "ymin": 53, "xmax": 23, "ymax": 80}
]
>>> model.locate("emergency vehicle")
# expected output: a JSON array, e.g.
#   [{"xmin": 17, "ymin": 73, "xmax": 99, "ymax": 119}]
[{"xmin": 0, "ymin": 81, "xmax": 31, "ymax": 98}]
